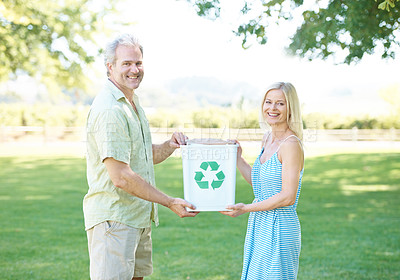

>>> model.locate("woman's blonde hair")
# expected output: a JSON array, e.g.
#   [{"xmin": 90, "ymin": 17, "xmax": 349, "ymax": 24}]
[{"xmin": 259, "ymin": 82, "xmax": 303, "ymax": 140}]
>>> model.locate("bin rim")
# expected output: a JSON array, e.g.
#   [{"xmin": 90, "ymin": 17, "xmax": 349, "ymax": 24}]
[
  {"xmin": 182, "ymin": 138, "xmax": 238, "ymax": 146},
  {"xmin": 180, "ymin": 143, "xmax": 239, "ymax": 148}
]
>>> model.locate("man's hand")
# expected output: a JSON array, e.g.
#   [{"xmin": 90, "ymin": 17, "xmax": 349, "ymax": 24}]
[
  {"xmin": 169, "ymin": 132, "xmax": 188, "ymax": 149},
  {"xmin": 219, "ymin": 203, "xmax": 248, "ymax": 218},
  {"xmin": 153, "ymin": 132, "xmax": 188, "ymax": 164},
  {"xmin": 168, "ymin": 198, "xmax": 199, "ymax": 217}
]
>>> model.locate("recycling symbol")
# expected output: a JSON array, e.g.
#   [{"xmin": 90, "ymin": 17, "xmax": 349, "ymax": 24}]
[{"xmin": 194, "ymin": 161, "xmax": 225, "ymax": 190}]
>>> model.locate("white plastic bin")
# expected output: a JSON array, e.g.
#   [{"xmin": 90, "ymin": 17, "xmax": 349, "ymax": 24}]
[{"xmin": 181, "ymin": 140, "xmax": 238, "ymax": 211}]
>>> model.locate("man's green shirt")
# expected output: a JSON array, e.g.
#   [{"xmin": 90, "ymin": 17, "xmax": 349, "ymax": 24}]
[{"xmin": 84, "ymin": 80, "xmax": 158, "ymax": 230}]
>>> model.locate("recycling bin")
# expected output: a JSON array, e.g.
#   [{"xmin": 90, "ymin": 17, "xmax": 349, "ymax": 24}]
[{"xmin": 181, "ymin": 139, "xmax": 238, "ymax": 211}]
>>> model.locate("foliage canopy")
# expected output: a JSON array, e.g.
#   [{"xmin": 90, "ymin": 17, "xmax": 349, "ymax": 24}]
[
  {"xmin": 188, "ymin": 0, "xmax": 400, "ymax": 64},
  {"xmin": 0, "ymin": 0, "xmax": 111, "ymax": 93}
]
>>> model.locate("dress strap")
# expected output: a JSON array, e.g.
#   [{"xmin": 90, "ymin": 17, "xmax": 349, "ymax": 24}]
[
  {"xmin": 262, "ymin": 132, "xmax": 271, "ymax": 150},
  {"xmin": 276, "ymin": 135, "xmax": 303, "ymax": 153}
]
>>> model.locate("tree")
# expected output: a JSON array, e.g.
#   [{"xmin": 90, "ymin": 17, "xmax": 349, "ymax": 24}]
[
  {"xmin": 0, "ymin": 0, "xmax": 112, "ymax": 94},
  {"xmin": 378, "ymin": 0, "xmax": 400, "ymax": 11},
  {"xmin": 188, "ymin": 0, "xmax": 400, "ymax": 64}
]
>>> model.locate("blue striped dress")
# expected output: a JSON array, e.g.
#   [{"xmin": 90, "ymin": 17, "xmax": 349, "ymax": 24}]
[{"xmin": 241, "ymin": 137, "xmax": 304, "ymax": 280}]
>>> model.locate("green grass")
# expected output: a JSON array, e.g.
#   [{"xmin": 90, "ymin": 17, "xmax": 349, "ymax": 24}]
[{"xmin": 0, "ymin": 152, "xmax": 399, "ymax": 279}]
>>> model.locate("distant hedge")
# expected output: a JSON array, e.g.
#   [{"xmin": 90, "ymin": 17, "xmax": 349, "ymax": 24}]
[
  {"xmin": 303, "ymin": 112, "xmax": 400, "ymax": 129},
  {"xmin": 0, "ymin": 104, "xmax": 399, "ymax": 129},
  {"xmin": 0, "ymin": 104, "xmax": 89, "ymax": 127}
]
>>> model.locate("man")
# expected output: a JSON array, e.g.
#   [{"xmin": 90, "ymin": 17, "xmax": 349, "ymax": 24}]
[{"xmin": 84, "ymin": 33, "xmax": 197, "ymax": 280}]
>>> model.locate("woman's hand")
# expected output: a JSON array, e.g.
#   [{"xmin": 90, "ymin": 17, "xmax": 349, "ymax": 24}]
[{"xmin": 219, "ymin": 203, "xmax": 248, "ymax": 217}]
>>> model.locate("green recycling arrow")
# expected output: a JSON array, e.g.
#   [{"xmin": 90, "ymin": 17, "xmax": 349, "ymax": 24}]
[
  {"xmin": 200, "ymin": 161, "xmax": 209, "ymax": 171},
  {"xmin": 211, "ymin": 180, "xmax": 224, "ymax": 189},
  {"xmin": 194, "ymin": 171, "xmax": 205, "ymax": 181},
  {"xmin": 215, "ymin": 171, "xmax": 225, "ymax": 180},
  {"xmin": 194, "ymin": 161, "xmax": 225, "ymax": 190},
  {"xmin": 208, "ymin": 161, "xmax": 220, "ymax": 171}
]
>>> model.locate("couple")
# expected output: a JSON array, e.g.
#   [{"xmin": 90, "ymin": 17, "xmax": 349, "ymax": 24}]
[{"xmin": 83, "ymin": 33, "xmax": 304, "ymax": 280}]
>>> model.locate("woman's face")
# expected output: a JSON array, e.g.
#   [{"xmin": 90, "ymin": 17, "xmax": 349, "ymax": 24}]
[{"xmin": 262, "ymin": 89, "xmax": 288, "ymax": 126}]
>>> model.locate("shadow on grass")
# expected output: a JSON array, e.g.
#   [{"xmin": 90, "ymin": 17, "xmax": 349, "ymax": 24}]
[
  {"xmin": 0, "ymin": 156, "xmax": 88, "ymax": 280},
  {"xmin": 299, "ymin": 153, "xmax": 400, "ymax": 280}
]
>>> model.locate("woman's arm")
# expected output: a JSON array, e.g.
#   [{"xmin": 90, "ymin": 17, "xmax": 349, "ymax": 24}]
[
  {"xmin": 233, "ymin": 140, "xmax": 252, "ymax": 185},
  {"xmin": 236, "ymin": 132, "xmax": 269, "ymax": 186},
  {"xmin": 221, "ymin": 139, "xmax": 303, "ymax": 217}
]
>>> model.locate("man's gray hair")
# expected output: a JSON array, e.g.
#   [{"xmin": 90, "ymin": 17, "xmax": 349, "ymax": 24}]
[{"xmin": 104, "ymin": 33, "xmax": 144, "ymax": 76}]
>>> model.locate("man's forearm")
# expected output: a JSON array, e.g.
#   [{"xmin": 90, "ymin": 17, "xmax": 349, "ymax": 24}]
[
  {"xmin": 105, "ymin": 158, "xmax": 173, "ymax": 207},
  {"xmin": 118, "ymin": 166, "xmax": 173, "ymax": 207},
  {"xmin": 152, "ymin": 140, "xmax": 176, "ymax": 164},
  {"xmin": 104, "ymin": 157, "xmax": 197, "ymax": 217}
]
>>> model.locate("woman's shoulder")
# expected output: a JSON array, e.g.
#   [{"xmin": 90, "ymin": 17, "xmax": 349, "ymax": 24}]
[
  {"xmin": 279, "ymin": 134, "xmax": 303, "ymax": 154},
  {"xmin": 278, "ymin": 135, "xmax": 304, "ymax": 168},
  {"xmin": 284, "ymin": 134, "xmax": 302, "ymax": 143}
]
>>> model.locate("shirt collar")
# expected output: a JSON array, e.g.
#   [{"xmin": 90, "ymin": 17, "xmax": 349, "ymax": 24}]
[
  {"xmin": 106, "ymin": 80, "xmax": 141, "ymax": 113},
  {"xmin": 106, "ymin": 79, "xmax": 126, "ymax": 101}
]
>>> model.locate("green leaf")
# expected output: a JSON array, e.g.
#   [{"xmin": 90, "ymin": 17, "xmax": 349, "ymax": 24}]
[{"xmin": 378, "ymin": 2, "xmax": 387, "ymax": 10}]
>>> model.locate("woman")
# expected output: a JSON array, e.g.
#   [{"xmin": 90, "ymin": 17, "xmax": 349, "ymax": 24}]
[{"xmin": 221, "ymin": 82, "xmax": 304, "ymax": 280}]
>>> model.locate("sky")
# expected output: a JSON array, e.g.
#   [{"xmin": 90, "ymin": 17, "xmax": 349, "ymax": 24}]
[{"xmin": 97, "ymin": 0, "xmax": 399, "ymax": 116}]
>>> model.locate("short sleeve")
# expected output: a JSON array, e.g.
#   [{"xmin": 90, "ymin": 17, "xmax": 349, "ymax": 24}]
[{"xmin": 93, "ymin": 109, "xmax": 131, "ymax": 164}]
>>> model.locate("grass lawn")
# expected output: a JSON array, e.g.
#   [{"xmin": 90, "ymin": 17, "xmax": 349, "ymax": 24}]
[{"xmin": 0, "ymin": 151, "xmax": 399, "ymax": 279}]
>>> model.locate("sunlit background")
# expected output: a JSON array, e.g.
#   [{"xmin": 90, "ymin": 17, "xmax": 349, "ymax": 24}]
[
  {"xmin": 1, "ymin": 0, "xmax": 399, "ymax": 150},
  {"xmin": 3, "ymin": 0, "xmax": 400, "ymax": 114}
]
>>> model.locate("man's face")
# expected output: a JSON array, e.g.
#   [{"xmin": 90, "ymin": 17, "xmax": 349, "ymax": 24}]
[{"xmin": 108, "ymin": 45, "xmax": 144, "ymax": 95}]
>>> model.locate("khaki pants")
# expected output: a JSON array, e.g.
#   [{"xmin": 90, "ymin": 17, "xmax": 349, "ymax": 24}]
[{"xmin": 87, "ymin": 221, "xmax": 152, "ymax": 280}]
